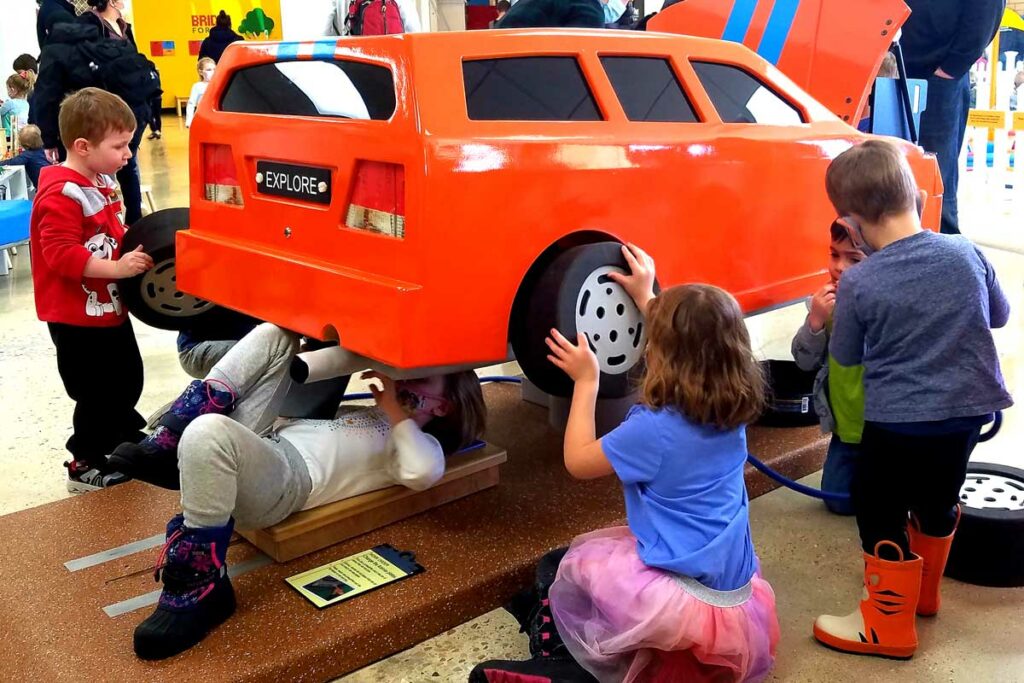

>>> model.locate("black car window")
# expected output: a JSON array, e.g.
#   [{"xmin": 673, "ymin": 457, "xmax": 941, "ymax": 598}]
[
  {"xmin": 600, "ymin": 56, "xmax": 698, "ymax": 122},
  {"xmin": 691, "ymin": 61, "xmax": 803, "ymax": 125},
  {"xmin": 220, "ymin": 59, "xmax": 396, "ymax": 120},
  {"xmin": 463, "ymin": 57, "xmax": 602, "ymax": 121}
]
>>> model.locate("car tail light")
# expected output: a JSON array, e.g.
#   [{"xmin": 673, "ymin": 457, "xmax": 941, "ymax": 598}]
[
  {"xmin": 203, "ymin": 144, "xmax": 243, "ymax": 206},
  {"xmin": 344, "ymin": 161, "xmax": 405, "ymax": 239}
]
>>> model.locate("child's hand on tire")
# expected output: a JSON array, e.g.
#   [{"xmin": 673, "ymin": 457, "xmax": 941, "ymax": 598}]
[
  {"xmin": 546, "ymin": 329, "xmax": 600, "ymax": 386},
  {"xmin": 115, "ymin": 245, "xmax": 155, "ymax": 278},
  {"xmin": 607, "ymin": 243, "xmax": 656, "ymax": 314}
]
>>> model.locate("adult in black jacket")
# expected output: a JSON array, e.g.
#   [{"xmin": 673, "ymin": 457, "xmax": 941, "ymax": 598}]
[
  {"xmin": 496, "ymin": 0, "xmax": 605, "ymax": 28},
  {"xmin": 199, "ymin": 11, "xmax": 244, "ymax": 63},
  {"xmin": 900, "ymin": 0, "xmax": 1005, "ymax": 234},
  {"xmin": 33, "ymin": 20, "xmax": 159, "ymax": 225},
  {"xmin": 36, "ymin": 0, "xmax": 78, "ymax": 49}
]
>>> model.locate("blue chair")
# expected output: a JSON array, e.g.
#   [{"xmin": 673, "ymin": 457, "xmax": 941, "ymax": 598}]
[
  {"xmin": 869, "ymin": 77, "xmax": 928, "ymax": 141},
  {"xmin": 0, "ymin": 199, "xmax": 32, "ymax": 276}
]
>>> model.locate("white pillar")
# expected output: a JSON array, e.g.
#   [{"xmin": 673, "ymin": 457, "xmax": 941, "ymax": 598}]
[{"xmin": 432, "ymin": 0, "xmax": 466, "ymax": 31}]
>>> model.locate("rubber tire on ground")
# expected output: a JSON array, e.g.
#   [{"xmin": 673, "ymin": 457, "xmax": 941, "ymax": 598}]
[
  {"xmin": 757, "ymin": 359, "xmax": 819, "ymax": 428},
  {"xmin": 945, "ymin": 463, "xmax": 1024, "ymax": 587},
  {"xmin": 511, "ymin": 242, "xmax": 652, "ymax": 399},
  {"xmin": 120, "ymin": 208, "xmax": 224, "ymax": 331}
]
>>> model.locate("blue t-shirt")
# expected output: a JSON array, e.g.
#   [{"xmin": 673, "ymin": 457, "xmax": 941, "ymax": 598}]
[{"xmin": 601, "ymin": 404, "xmax": 757, "ymax": 591}]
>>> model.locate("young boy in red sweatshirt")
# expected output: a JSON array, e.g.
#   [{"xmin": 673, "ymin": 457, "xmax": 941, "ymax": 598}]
[{"xmin": 30, "ymin": 87, "xmax": 154, "ymax": 493}]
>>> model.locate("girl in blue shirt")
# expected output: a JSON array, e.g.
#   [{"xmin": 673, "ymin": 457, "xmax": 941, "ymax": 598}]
[{"xmin": 480, "ymin": 245, "xmax": 779, "ymax": 683}]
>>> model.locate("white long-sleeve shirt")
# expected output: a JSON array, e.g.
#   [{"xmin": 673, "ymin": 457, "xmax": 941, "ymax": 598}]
[
  {"xmin": 185, "ymin": 81, "xmax": 209, "ymax": 128},
  {"xmin": 325, "ymin": 0, "xmax": 422, "ymax": 35},
  {"xmin": 280, "ymin": 343, "xmax": 444, "ymax": 510},
  {"xmin": 280, "ymin": 408, "xmax": 445, "ymax": 510}
]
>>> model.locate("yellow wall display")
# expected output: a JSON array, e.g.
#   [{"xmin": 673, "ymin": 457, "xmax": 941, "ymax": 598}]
[
  {"xmin": 966, "ymin": 110, "xmax": 1007, "ymax": 130},
  {"xmin": 133, "ymin": 0, "xmax": 283, "ymax": 108},
  {"xmin": 1014, "ymin": 112, "xmax": 1024, "ymax": 132}
]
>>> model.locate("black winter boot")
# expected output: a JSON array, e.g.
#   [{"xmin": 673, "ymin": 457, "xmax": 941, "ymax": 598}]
[
  {"xmin": 133, "ymin": 514, "xmax": 236, "ymax": 660},
  {"xmin": 471, "ymin": 548, "xmax": 595, "ymax": 683},
  {"xmin": 109, "ymin": 379, "xmax": 235, "ymax": 489}
]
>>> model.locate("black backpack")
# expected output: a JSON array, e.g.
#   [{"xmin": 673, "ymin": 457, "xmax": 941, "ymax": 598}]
[{"xmin": 70, "ymin": 38, "xmax": 162, "ymax": 107}]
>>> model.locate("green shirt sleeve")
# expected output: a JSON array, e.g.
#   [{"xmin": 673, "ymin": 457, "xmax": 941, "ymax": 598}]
[{"xmin": 828, "ymin": 355, "xmax": 865, "ymax": 444}]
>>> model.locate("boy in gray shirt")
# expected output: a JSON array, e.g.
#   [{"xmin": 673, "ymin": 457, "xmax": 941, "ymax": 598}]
[{"xmin": 812, "ymin": 140, "xmax": 1011, "ymax": 661}]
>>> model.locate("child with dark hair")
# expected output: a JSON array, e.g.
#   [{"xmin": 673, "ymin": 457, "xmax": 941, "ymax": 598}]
[
  {"xmin": 113, "ymin": 323, "xmax": 487, "ymax": 660},
  {"xmin": 474, "ymin": 245, "xmax": 778, "ymax": 683},
  {"xmin": 791, "ymin": 218, "xmax": 866, "ymax": 514},
  {"xmin": 198, "ymin": 11, "xmax": 243, "ymax": 63},
  {"xmin": 813, "ymin": 139, "xmax": 1011, "ymax": 659}
]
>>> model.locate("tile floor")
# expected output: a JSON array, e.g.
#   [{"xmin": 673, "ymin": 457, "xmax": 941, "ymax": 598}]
[{"xmin": 0, "ymin": 116, "xmax": 1021, "ymax": 682}]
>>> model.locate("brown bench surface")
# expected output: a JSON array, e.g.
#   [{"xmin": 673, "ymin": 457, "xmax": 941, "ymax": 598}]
[{"xmin": 0, "ymin": 384, "xmax": 827, "ymax": 682}]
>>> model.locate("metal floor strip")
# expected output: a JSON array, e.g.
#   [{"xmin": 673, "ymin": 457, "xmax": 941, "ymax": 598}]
[
  {"xmin": 102, "ymin": 554, "xmax": 273, "ymax": 618},
  {"xmin": 64, "ymin": 533, "xmax": 166, "ymax": 572}
]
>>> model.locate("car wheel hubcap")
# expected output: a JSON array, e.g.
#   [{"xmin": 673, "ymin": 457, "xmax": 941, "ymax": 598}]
[
  {"xmin": 574, "ymin": 265, "xmax": 646, "ymax": 376},
  {"xmin": 959, "ymin": 471, "xmax": 1024, "ymax": 510},
  {"xmin": 140, "ymin": 258, "xmax": 214, "ymax": 318}
]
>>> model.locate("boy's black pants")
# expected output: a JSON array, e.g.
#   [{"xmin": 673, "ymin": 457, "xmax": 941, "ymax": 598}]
[
  {"xmin": 854, "ymin": 421, "xmax": 982, "ymax": 559},
  {"xmin": 48, "ymin": 320, "xmax": 146, "ymax": 468}
]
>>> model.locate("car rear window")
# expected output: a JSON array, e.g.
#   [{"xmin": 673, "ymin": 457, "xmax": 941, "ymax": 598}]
[
  {"xmin": 691, "ymin": 61, "xmax": 803, "ymax": 125},
  {"xmin": 600, "ymin": 56, "xmax": 698, "ymax": 122},
  {"xmin": 463, "ymin": 57, "xmax": 602, "ymax": 121},
  {"xmin": 220, "ymin": 59, "xmax": 396, "ymax": 120}
]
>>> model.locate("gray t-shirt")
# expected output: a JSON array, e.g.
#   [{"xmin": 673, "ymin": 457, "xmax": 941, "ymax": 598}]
[{"xmin": 830, "ymin": 230, "xmax": 1011, "ymax": 423}]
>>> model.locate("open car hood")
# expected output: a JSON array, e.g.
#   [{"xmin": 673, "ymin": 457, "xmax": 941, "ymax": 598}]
[{"xmin": 649, "ymin": 0, "xmax": 910, "ymax": 124}]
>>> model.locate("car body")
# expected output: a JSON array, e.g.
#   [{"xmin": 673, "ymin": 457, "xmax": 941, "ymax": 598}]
[{"xmin": 178, "ymin": 28, "xmax": 942, "ymax": 376}]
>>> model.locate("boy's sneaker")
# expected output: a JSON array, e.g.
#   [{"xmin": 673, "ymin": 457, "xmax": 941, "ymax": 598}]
[{"xmin": 65, "ymin": 460, "xmax": 131, "ymax": 494}]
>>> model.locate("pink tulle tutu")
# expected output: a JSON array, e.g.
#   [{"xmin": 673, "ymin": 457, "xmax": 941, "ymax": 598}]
[{"xmin": 549, "ymin": 527, "xmax": 779, "ymax": 683}]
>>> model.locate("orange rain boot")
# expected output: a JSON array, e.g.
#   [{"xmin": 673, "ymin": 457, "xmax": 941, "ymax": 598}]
[
  {"xmin": 813, "ymin": 541, "xmax": 923, "ymax": 659},
  {"xmin": 908, "ymin": 507, "xmax": 960, "ymax": 617}
]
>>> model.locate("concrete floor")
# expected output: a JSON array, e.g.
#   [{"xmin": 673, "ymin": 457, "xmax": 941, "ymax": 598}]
[{"xmin": 1, "ymin": 116, "xmax": 1021, "ymax": 682}]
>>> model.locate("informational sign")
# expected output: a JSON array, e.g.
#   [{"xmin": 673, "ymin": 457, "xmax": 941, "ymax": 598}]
[
  {"xmin": 133, "ymin": 0, "xmax": 283, "ymax": 108},
  {"xmin": 286, "ymin": 544, "xmax": 424, "ymax": 609},
  {"xmin": 966, "ymin": 110, "xmax": 1007, "ymax": 129},
  {"xmin": 1014, "ymin": 112, "xmax": 1024, "ymax": 132}
]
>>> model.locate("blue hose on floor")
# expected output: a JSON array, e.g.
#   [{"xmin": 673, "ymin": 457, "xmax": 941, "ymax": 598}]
[{"xmin": 341, "ymin": 374, "xmax": 1003, "ymax": 503}]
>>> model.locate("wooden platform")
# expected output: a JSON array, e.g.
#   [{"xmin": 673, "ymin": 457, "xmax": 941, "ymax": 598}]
[
  {"xmin": 0, "ymin": 384, "xmax": 828, "ymax": 682},
  {"xmin": 240, "ymin": 445, "xmax": 507, "ymax": 562}
]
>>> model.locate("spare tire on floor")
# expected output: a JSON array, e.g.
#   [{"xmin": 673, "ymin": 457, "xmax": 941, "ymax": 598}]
[
  {"xmin": 945, "ymin": 462, "xmax": 1024, "ymax": 587},
  {"xmin": 120, "ymin": 208, "xmax": 225, "ymax": 331}
]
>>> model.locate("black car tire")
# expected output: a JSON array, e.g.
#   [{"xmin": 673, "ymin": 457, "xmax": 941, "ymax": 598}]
[
  {"xmin": 945, "ymin": 462, "xmax": 1024, "ymax": 587},
  {"xmin": 120, "ymin": 208, "xmax": 224, "ymax": 331},
  {"xmin": 511, "ymin": 242, "xmax": 652, "ymax": 399}
]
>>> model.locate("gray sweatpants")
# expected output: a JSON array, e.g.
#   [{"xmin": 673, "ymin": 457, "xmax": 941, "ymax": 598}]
[{"xmin": 177, "ymin": 324, "xmax": 312, "ymax": 530}]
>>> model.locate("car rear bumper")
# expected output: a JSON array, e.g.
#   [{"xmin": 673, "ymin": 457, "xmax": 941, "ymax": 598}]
[{"xmin": 175, "ymin": 230, "xmax": 423, "ymax": 367}]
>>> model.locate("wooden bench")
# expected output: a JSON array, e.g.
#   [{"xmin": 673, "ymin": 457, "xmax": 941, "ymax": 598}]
[
  {"xmin": 239, "ymin": 443, "xmax": 507, "ymax": 562},
  {"xmin": 175, "ymin": 96, "xmax": 189, "ymax": 118}
]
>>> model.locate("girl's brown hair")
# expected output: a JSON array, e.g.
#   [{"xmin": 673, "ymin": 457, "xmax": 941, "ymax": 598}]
[
  {"xmin": 641, "ymin": 284, "xmax": 766, "ymax": 430},
  {"xmin": 423, "ymin": 371, "xmax": 487, "ymax": 454},
  {"xmin": 196, "ymin": 57, "xmax": 216, "ymax": 75},
  {"xmin": 6, "ymin": 72, "xmax": 34, "ymax": 97}
]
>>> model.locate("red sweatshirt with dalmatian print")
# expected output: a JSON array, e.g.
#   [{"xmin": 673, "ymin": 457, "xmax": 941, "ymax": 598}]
[{"xmin": 30, "ymin": 165, "xmax": 128, "ymax": 327}]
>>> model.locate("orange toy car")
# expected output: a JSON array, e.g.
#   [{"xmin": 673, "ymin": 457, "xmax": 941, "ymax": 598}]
[{"xmin": 125, "ymin": 21, "xmax": 941, "ymax": 397}]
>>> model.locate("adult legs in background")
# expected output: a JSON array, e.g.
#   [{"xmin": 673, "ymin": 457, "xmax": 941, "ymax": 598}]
[
  {"xmin": 147, "ymin": 92, "xmax": 162, "ymax": 139},
  {"xmin": 917, "ymin": 74, "xmax": 970, "ymax": 234},
  {"xmin": 116, "ymin": 106, "xmax": 149, "ymax": 225}
]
